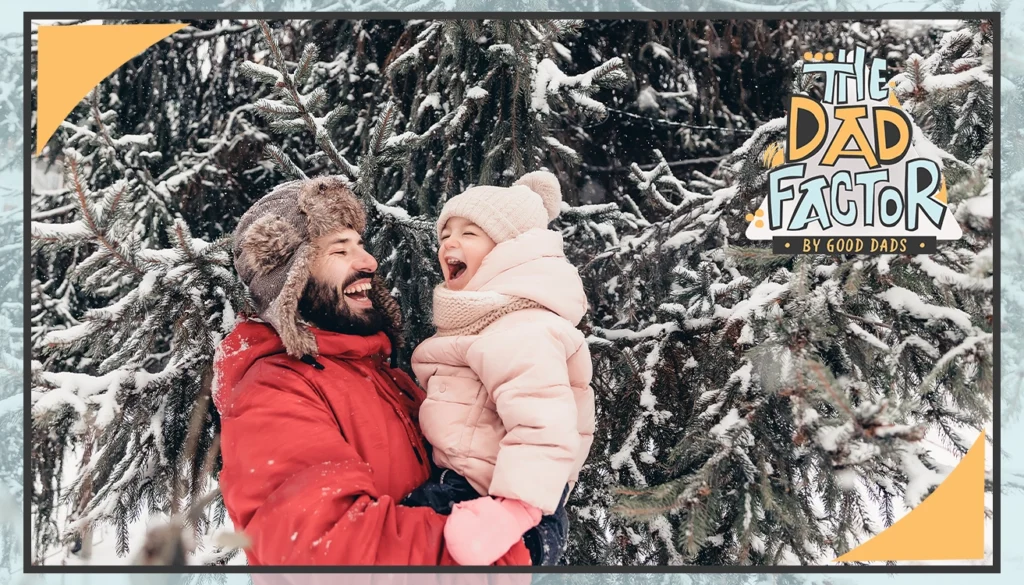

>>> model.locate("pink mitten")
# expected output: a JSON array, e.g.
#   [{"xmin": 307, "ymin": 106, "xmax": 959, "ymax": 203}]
[{"xmin": 443, "ymin": 496, "xmax": 543, "ymax": 565}]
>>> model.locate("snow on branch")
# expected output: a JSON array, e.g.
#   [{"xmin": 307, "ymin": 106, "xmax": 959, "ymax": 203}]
[
  {"xmin": 531, "ymin": 57, "xmax": 628, "ymax": 115},
  {"xmin": 919, "ymin": 333, "xmax": 992, "ymax": 391},
  {"xmin": 921, "ymin": 65, "xmax": 991, "ymax": 93},
  {"xmin": 247, "ymin": 22, "xmax": 360, "ymax": 180},
  {"xmin": 385, "ymin": 22, "xmax": 440, "ymax": 78},
  {"xmin": 372, "ymin": 200, "xmax": 433, "ymax": 233},
  {"xmin": 878, "ymin": 286, "xmax": 975, "ymax": 334},
  {"xmin": 628, "ymin": 149, "xmax": 710, "ymax": 214},
  {"xmin": 913, "ymin": 254, "xmax": 992, "ymax": 291},
  {"xmin": 591, "ymin": 322, "xmax": 679, "ymax": 342},
  {"xmin": 729, "ymin": 117, "xmax": 787, "ymax": 161},
  {"xmin": 383, "ymin": 77, "xmax": 493, "ymax": 152},
  {"xmin": 238, "ymin": 61, "xmax": 283, "ymax": 85}
]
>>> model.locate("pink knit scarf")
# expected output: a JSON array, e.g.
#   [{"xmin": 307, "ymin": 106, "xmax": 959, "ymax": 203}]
[{"xmin": 432, "ymin": 285, "xmax": 544, "ymax": 337}]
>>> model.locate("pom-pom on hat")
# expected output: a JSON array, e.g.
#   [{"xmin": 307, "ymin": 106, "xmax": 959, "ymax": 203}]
[{"xmin": 436, "ymin": 170, "xmax": 563, "ymax": 243}]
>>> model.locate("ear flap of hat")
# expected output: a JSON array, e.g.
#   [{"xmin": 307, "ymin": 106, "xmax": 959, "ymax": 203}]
[
  {"xmin": 514, "ymin": 171, "xmax": 562, "ymax": 221},
  {"xmin": 263, "ymin": 242, "xmax": 318, "ymax": 358},
  {"xmin": 240, "ymin": 215, "xmax": 304, "ymax": 276}
]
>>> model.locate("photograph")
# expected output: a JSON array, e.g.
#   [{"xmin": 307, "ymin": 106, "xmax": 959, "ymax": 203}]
[{"xmin": 26, "ymin": 17, "xmax": 994, "ymax": 567}]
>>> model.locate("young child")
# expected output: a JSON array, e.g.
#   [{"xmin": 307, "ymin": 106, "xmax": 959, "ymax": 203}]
[{"xmin": 405, "ymin": 170, "xmax": 596, "ymax": 566}]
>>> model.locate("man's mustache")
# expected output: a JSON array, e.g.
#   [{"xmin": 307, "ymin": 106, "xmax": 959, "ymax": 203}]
[{"xmin": 341, "ymin": 271, "xmax": 375, "ymax": 291}]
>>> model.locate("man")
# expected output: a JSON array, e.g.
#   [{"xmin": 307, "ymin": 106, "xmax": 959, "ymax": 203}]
[{"xmin": 213, "ymin": 175, "xmax": 559, "ymax": 566}]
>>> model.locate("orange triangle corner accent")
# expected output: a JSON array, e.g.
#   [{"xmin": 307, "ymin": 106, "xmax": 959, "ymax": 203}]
[
  {"xmin": 937, "ymin": 175, "xmax": 948, "ymax": 204},
  {"xmin": 833, "ymin": 430, "xmax": 986, "ymax": 563},
  {"xmin": 35, "ymin": 22, "xmax": 188, "ymax": 156}
]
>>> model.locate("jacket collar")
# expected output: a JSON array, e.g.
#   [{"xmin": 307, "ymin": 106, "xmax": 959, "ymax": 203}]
[{"xmin": 213, "ymin": 319, "xmax": 392, "ymax": 413}]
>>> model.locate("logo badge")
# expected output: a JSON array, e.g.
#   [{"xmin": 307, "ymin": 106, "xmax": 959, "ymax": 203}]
[{"xmin": 746, "ymin": 46, "xmax": 963, "ymax": 254}]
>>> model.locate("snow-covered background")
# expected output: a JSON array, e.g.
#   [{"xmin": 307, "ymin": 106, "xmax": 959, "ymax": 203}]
[
  {"xmin": 0, "ymin": 0, "xmax": 1019, "ymax": 581},
  {"xmin": 23, "ymin": 14, "xmax": 1001, "ymax": 568}
]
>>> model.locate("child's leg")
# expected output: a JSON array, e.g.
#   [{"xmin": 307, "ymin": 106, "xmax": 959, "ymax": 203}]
[
  {"xmin": 401, "ymin": 468, "xmax": 482, "ymax": 514},
  {"xmin": 523, "ymin": 484, "xmax": 571, "ymax": 565}
]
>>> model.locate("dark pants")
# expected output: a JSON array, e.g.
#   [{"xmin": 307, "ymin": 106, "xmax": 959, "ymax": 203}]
[{"xmin": 401, "ymin": 467, "xmax": 570, "ymax": 566}]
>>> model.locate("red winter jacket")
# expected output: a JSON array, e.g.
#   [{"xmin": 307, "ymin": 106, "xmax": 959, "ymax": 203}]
[{"xmin": 213, "ymin": 319, "xmax": 532, "ymax": 566}]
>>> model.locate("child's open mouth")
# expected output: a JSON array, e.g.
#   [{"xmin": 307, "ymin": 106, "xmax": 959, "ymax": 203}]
[
  {"xmin": 342, "ymin": 280, "xmax": 373, "ymax": 308},
  {"xmin": 446, "ymin": 258, "xmax": 467, "ymax": 282}
]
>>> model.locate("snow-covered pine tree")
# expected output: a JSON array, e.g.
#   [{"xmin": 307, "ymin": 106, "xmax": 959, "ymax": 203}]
[
  {"xmin": 587, "ymin": 21, "xmax": 994, "ymax": 564},
  {"xmin": 26, "ymin": 19, "xmax": 295, "ymax": 564},
  {"xmin": 237, "ymin": 19, "xmax": 630, "ymax": 358},
  {"xmin": 29, "ymin": 18, "xmax": 630, "ymax": 563},
  {"xmin": 568, "ymin": 19, "xmax": 787, "ymax": 166},
  {"xmin": 378, "ymin": 19, "xmax": 629, "ymax": 348},
  {"xmin": 1, "ymin": 29, "xmax": 24, "ymax": 575},
  {"xmin": 27, "ymin": 54, "xmax": 270, "ymax": 561},
  {"xmin": 535, "ymin": 18, "xmax": 939, "ymax": 231},
  {"xmin": 29, "ymin": 17, "xmax": 993, "ymax": 566},
  {"xmin": 30, "ymin": 144, "xmax": 249, "ymax": 563},
  {"xmin": 29, "ymin": 18, "xmax": 272, "ymax": 374},
  {"xmin": 554, "ymin": 19, "xmax": 959, "ymax": 566}
]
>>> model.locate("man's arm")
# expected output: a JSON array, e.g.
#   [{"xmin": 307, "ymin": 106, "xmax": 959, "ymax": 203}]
[{"xmin": 219, "ymin": 360, "xmax": 530, "ymax": 566}]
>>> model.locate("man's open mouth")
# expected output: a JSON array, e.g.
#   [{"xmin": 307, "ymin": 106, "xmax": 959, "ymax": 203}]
[
  {"xmin": 446, "ymin": 258, "xmax": 467, "ymax": 281},
  {"xmin": 343, "ymin": 281, "xmax": 372, "ymax": 302}
]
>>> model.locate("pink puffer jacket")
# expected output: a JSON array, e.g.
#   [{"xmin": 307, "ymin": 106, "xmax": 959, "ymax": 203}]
[{"xmin": 410, "ymin": 228, "xmax": 596, "ymax": 515}]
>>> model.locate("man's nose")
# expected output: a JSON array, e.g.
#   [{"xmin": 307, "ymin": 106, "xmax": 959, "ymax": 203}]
[{"xmin": 352, "ymin": 248, "xmax": 378, "ymax": 273}]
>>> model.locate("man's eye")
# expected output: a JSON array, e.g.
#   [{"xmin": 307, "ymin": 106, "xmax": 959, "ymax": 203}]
[{"xmin": 334, "ymin": 251, "xmax": 348, "ymax": 256}]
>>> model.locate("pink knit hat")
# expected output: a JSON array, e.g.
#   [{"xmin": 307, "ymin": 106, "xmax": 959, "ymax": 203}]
[{"xmin": 436, "ymin": 171, "xmax": 563, "ymax": 243}]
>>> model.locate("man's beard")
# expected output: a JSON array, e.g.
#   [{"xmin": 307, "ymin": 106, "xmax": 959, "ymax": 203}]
[{"xmin": 297, "ymin": 273, "xmax": 386, "ymax": 337}]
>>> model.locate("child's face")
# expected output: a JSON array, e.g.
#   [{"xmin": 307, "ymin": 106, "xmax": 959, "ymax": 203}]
[{"xmin": 438, "ymin": 217, "xmax": 497, "ymax": 290}]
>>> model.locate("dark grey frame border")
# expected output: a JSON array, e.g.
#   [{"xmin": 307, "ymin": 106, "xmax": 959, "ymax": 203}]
[{"xmin": 20, "ymin": 10, "xmax": 1002, "ymax": 575}]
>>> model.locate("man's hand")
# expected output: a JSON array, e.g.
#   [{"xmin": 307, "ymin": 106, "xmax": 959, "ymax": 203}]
[{"xmin": 443, "ymin": 496, "xmax": 542, "ymax": 565}]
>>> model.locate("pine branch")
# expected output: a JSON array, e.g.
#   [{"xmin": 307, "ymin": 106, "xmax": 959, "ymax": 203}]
[
  {"xmin": 253, "ymin": 21, "xmax": 359, "ymax": 179},
  {"xmin": 59, "ymin": 151, "xmax": 143, "ymax": 278},
  {"xmin": 262, "ymin": 144, "xmax": 306, "ymax": 180}
]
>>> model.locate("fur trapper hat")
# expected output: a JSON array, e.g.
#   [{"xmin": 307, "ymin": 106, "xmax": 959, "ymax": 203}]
[{"xmin": 233, "ymin": 175, "xmax": 402, "ymax": 357}]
